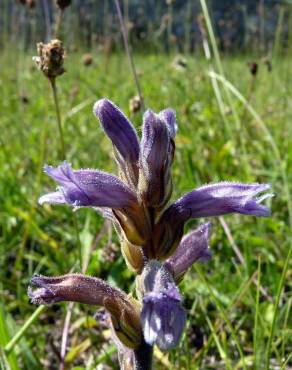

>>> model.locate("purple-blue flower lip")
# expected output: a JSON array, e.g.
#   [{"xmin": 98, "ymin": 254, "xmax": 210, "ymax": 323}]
[
  {"xmin": 174, "ymin": 182, "xmax": 273, "ymax": 219},
  {"xmin": 39, "ymin": 161, "xmax": 137, "ymax": 209},
  {"xmin": 93, "ymin": 98, "xmax": 140, "ymax": 162}
]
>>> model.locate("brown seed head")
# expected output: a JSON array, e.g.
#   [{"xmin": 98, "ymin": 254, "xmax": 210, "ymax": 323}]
[
  {"xmin": 18, "ymin": 0, "xmax": 35, "ymax": 8},
  {"xmin": 129, "ymin": 95, "xmax": 141, "ymax": 114},
  {"xmin": 33, "ymin": 39, "xmax": 65, "ymax": 80},
  {"xmin": 56, "ymin": 0, "xmax": 71, "ymax": 9},
  {"xmin": 248, "ymin": 62, "xmax": 258, "ymax": 77},
  {"xmin": 82, "ymin": 53, "xmax": 93, "ymax": 66}
]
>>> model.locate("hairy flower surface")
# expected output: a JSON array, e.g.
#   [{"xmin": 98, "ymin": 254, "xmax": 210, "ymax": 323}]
[
  {"xmin": 153, "ymin": 182, "xmax": 272, "ymax": 259},
  {"xmin": 93, "ymin": 98, "xmax": 140, "ymax": 188},
  {"xmin": 141, "ymin": 287, "xmax": 186, "ymax": 351},
  {"xmin": 28, "ymin": 274, "xmax": 142, "ymax": 348},
  {"xmin": 39, "ymin": 161, "xmax": 137, "ymax": 209},
  {"xmin": 139, "ymin": 110, "xmax": 172, "ymax": 208},
  {"xmin": 34, "ymin": 98, "xmax": 273, "ymax": 359},
  {"xmin": 176, "ymin": 182, "xmax": 272, "ymax": 218},
  {"xmin": 164, "ymin": 222, "xmax": 212, "ymax": 282},
  {"xmin": 139, "ymin": 261, "xmax": 186, "ymax": 350}
]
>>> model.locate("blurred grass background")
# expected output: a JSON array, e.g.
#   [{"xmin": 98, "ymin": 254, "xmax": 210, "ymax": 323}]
[{"xmin": 0, "ymin": 0, "xmax": 292, "ymax": 369}]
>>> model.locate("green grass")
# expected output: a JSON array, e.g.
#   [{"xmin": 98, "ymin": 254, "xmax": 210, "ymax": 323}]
[{"xmin": 0, "ymin": 49, "xmax": 291, "ymax": 369}]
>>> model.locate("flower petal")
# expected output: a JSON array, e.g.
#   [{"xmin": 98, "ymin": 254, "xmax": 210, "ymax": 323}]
[
  {"xmin": 158, "ymin": 108, "xmax": 177, "ymax": 139},
  {"xmin": 140, "ymin": 262, "xmax": 186, "ymax": 351},
  {"xmin": 164, "ymin": 222, "xmax": 212, "ymax": 281},
  {"xmin": 175, "ymin": 182, "xmax": 272, "ymax": 219},
  {"xmin": 139, "ymin": 110, "xmax": 172, "ymax": 208},
  {"xmin": 28, "ymin": 273, "xmax": 123, "ymax": 306},
  {"xmin": 38, "ymin": 191, "xmax": 66, "ymax": 205},
  {"xmin": 28, "ymin": 273, "xmax": 142, "ymax": 349},
  {"xmin": 93, "ymin": 98, "xmax": 140, "ymax": 162},
  {"xmin": 40, "ymin": 162, "xmax": 137, "ymax": 209}
]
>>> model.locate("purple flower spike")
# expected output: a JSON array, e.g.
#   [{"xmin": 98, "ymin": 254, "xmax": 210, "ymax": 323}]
[
  {"xmin": 158, "ymin": 108, "xmax": 177, "ymax": 139},
  {"xmin": 164, "ymin": 222, "xmax": 212, "ymax": 282},
  {"xmin": 93, "ymin": 98, "xmax": 140, "ymax": 163},
  {"xmin": 141, "ymin": 284, "xmax": 186, "ymax": 351},
  {"xmin": 175, "ymin": 182, "xmax": 273, "ymax": 219},
  {"xmin": 39, "ymin": 161, "xmax": 137, "ymax": 209},
  {"xmin": 139, "ymin": 110, "xmax": 172, "ymax": 207}
]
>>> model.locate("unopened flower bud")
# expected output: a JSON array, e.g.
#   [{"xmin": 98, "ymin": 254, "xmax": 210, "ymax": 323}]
[
  {"xmin": 28, "ymin": 274, "xmax": 142, "ymax": 349},
  {"xmin": 93, "ymin": 99, "xmax": 140, "ymax": 188},
  {"xmin": 139, "ymin": 110, "xmax": 173, "ymax": 209}
]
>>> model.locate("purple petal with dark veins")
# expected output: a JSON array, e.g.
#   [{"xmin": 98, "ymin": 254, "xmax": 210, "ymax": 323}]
[
  {"xmin": 140, "ymin": 261, "xmax": 186, "ymax": 350},
  {"xmin": 141, "ymin": 283, "xmax": 186, "ymax": 351},
  {"xmin": 39, "ymin": 162, "xmax": 137, "ymax": 208},
  {"xmin": 164, "ymin": 222, "xmax": 212, "ymax": 280},
  {"xmin": 93, "ymin": 98, "xmax": 140, "ymax": 162},
  {"xmin": 174, "ymin": 182, "xmax": 273, "ymax": 219},
  {"xmin": 158, "ymin": 108, "xmax": 177, "ymax": 138}
]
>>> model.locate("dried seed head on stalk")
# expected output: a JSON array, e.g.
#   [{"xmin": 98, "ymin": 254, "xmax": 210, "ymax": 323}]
[
  {"xmin": 19, "ymin": 0, "xmax": 35, "ymax": 8},
  {"xmin": 33, "ymin": 39, "xmax": 65, "ymax": 80},
  {"xmin": 55, "ymin": 0, "xmax": 71, "ymax": 9},
  {"xmin": 82, "ymin": 53, "xmax": 93, "ymax": 66},
  {"xmin": 129, "ymin": 95, "xmax": 141, "ymax": 114}
]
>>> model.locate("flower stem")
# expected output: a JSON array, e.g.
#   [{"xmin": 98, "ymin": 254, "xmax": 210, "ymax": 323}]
[
  {"xmin": 50, "ymin": 78, "xmax": 66, "ymax": 160},
  {"xmin": 55, "ymin": 8, "xmax": 64, "ymax": 39},
  {"xmin": 59, "ymin": 301, "xmax": 74, "ymax": 370},
  {"xmin": 114, "ymin": 0, "xmax": 145, "ymax": 112},
  {"xmin": 48, "ymin": 77, "xmax": 82, "ymax": 268},
  {"xmin": 48, "ymin": 76, "xmax": 82, "ymax": 368},
  {"xmin": 133, "ymin": 340, "xmax": 153, "ymax": 370},
  {"xmin": 4, "ymin": 306, "xmax": 46, "ymax": 355}
]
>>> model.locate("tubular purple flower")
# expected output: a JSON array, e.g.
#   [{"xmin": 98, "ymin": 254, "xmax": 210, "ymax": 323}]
[
  {"xmin": 39, "ymin": 161, "xmax": 137, "ymax": 209},
  {"xmin": 139, "ymin": 110, "xmax": 172, "ymax": 208},
  {"xmin": 158, "ymin": 108, "xmax": 177, "ymax": 139},
  {"xmin": 93, "ymin": 98, "xmax": 140, "ymax": 163},
  {"xmin": 139, "ymin": 261, "xmax": 186, "ymax": 350},
  {"xmin": 28, "ymin": 274, "xmax": 142, "ymax": 349},
  {"xmin": 174, "ymin": 182, "xmax": 272, "ymax": 219},
  {"xmin": 152, "ymin": 205, "xmax": 187, "ymax": 259},
  {"xmin": 141, "ymin": 284, "xmax": 186, "ymax": 351},
  {"xmin": 153, "ymin": 183, "xmax": 272, "ymax": 260},
  {"xmin": 28, "ymin": 273, "xmax": 123, "ymax": 306},
  {"xmin": 164, "ymin": 222, "xmax": 212, "ymax": 282}
]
